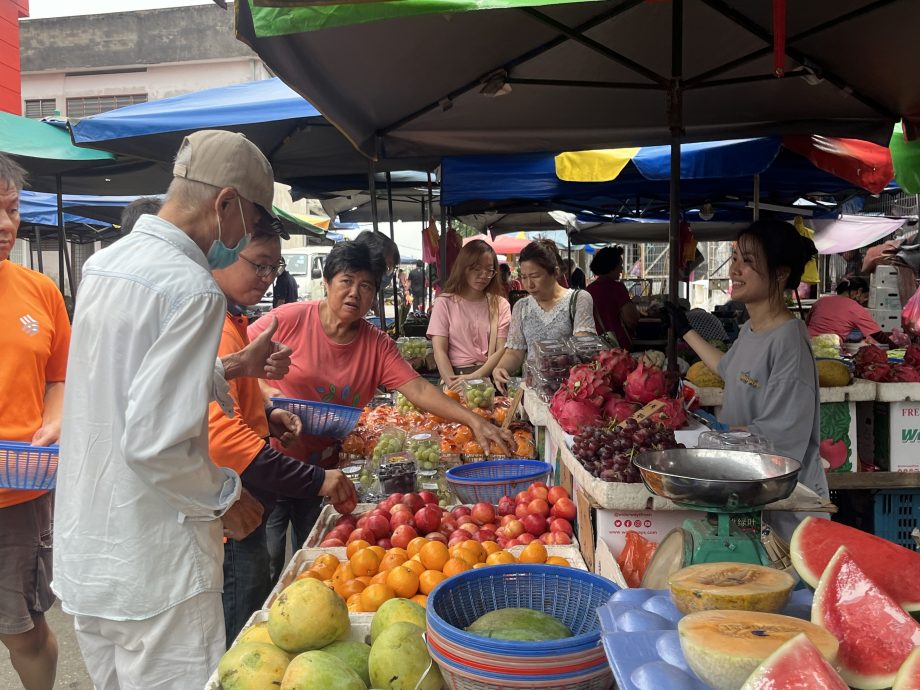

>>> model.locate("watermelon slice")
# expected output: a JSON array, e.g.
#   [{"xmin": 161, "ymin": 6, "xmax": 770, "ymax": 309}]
[
  {"xmin": 740, "ymin": 633, "xmax": 848, "ymax": 690},
  {"xmin": 812, "ymin": 546, "xmax": 920, "ymax": 689},
  {"xmin": 791, "ymin": 516, "xmax": 920, "ymax": 612},
  {"xmin": 894, "ymin": 646, "xmax": 920, "ymax": 690}
]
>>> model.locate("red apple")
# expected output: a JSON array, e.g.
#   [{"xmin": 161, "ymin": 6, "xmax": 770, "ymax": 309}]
[
  {"xmin": 495, "ymin": 527, "xmax": 506, "ymax": 539},
  {"xmin": 476, "ymin": 529, "xmax": 496, "ymax": 543},
  {"xmin": 514, "ymin": 504, "xmax": 529, "ymax": 519},
  {"xmin": 377, "ymin": 537, "xmax": 393, "ymax": 549},
  {"xmin": 335, "ymin": 514, "xmax": 357, "ymax": 527},
  {"xmin": 347, "ymin": 527, "xmax": 375, "ymax": 544},
  {"xmin": 425, "ymin": 531, "xmax": 448, "ymax": 544},
  {"xmin": 439, "ymin": 518, "xmax": 457, "ymax": 535},
  {"xmin": 389, "ymin": 503, "xmax": 409, "ymax": 515},
  {"xmin": 449, "ymin": 529, "xmax": 469, "ymax": 541},
  {"xmin": 549, "ymin": 518, "xmax": 573, "ymax": 536},
  {"xmin": 515, "ymin": 491, "xmax": 530, "ymax": 505},
  {"xmin": 540, "ymin": 533, "xmax": 553, "ymax": 545},
  {"xmin": 366, "ymin": 514, "xmax": 391, "ymax": 539},
  {"xmin": 448, "ymin": 534, "xmax": 468, "ymax": 547},
  {"xmin": 527, "ymin": 498, "xmax": 550, "ymax": 518},
  {"xmin": 550, "ymin": 498, "xmax": 577, "ymax": 521},
  {"xmin": 320, "ymin": 538, "xmax": 344, "ymax": 547},
  {"xmin": 506, "ymin": 537, "xmax": 520, "ymax": 547},
  {"xmin": 387, "ymin": 492, "xmax": 404, "ymax": 505},
  {"xmin": 522, "ymin": 513, "xmax": 546, "ymax": 537},
  {"xmin": 370, "ymin": 508, "xmax": 391, "ymax": 520},
  {"xmin": 497, "ymin": 497, "xmax": 515, "ymax": 516},
  {"xmin": 414, "ymin": 505, "xmax": 442, "ymax": 534},
  {"xmin": 504, "ymin": 519, "xmax": 524, "ymax": 538},
  {"xmin": 402, "ymin": 492, "xmax": 425, "ymax": 514},
  {"xmin": 456, "ymin": 515, "xmax": 475, "ymax": 527},
  {"xmin": 531, "ymin": 481, "xmax": 548, "ymax": 490},
  {"xmin": 547, "ymin": 485, "xmax": 569, "ymax": 504},
  {"xmin": 419, "ymin": 490, "xmax": 439, "ymax": 505},
  {"xmin": 497, "ymin": 537, "xmax": 509, "ymax": 548},
  {"xmin": 499, "ymin": 514, "xmax": 515, "ymax": 527},
  {"xmin": 326, "ymin": 526, "xmax": 351, "ymax": 542},
  {"xmin": 517, "ymin": 533, "xmax": 535, "ymax": 544},
  {"xmin": 551, "ymin": 532, "xmax": 572, "ymax": 545},
  {"xmin": 451, "ymin": 506, "xmax": 472, "ymax": 519},
  {"xmin": 356, "ymin": 516, "xmax": 369, "ymax": 529},
  {"xmin": 377, "ymin": 500, "xmax": 390, "ymax": 512},
  {"xmin": 482, "ymin": 522, "xmax": 497, "ymax": 532},
  {"xmin": 470, "ymin": 502, "xmax": 496, "ymax": 526},
  {"xmin": 529, "ymin": 485, "xmax": 549, "ymax": 501},
  {"xmin": 390, "ymin": 524, "xmax": 418, "ymax": 549},
  {"xmin": 460, "ymin": 523, "xmax": 478, "ymax": 535},
  {"xmin": 389, "ymin": 510, "xmax": 415, "ymax": 530}
]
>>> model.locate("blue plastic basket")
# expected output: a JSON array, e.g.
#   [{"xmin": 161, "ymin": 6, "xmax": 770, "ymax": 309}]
[
  {"xmin": 873, "ymin": 489, "xmax": 920, "ymax": 550},
  {"xmin": 270, "ymin": 397, "xmax": 362, "ymax": 439},
  {"xmin": 0, "ymin": 442, "xmax": 58, "ymax": 490},
  {"xmin": 445, "ymin": 460, "xmax": 552, "ymax": 504}
]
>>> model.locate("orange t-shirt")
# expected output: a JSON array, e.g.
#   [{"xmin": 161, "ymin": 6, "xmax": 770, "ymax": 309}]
[
  {"xmin": 0, "ymin": 260, "xmax": 71, "ymax": 509},
  {"xmin": 208, "ymin": 312, "xmax": 270, "ymax": 475}
]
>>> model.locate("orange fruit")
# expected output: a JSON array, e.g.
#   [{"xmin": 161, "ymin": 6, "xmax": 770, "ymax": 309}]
[
  {"xmin": 350, "ymin": 548, "xmax": 381, "ymax": 577},
  {"xmin": 296, "ymin": 569, "xmax": 323, "ymax": 581},
  {"xmin": 388, "ymin": 547, "xmax": 409, "ymax": 559},
  {"xmin": 485, "ymin": 551, "xmax": 516, "ymax": 566},
  {"xmin": 461, "ymin": 540, "xmax": 487, "ymax": 563},
  {"xmin": 386, "ymin": 566, "xmax": 420, "ymax": 598},
  {"xmin": 472, "ymin": 563, "xmax": 488, "ymax": 569},
  {"xmin": 407, "ymin": 537, "xmax": 430, "ymax": 557},
  {"xmin": 411, "ymin": 594, "xmax": 428, "ymax": 608},
  {"xmin": 378, "ymin": 552, "xmax": 407, "ymax": 573},
  {"xmin": 453, "ymin": 548, "xmax": 480, "ymax": 568},
  {"xmin": 462, "ymin": 440, "xmax": 484, "ymax": 455},
  {"xmin": 360, "ymin": 583, "xmax": 396, "ymax": 612},
  {"xmin": 368, "ymin": 545, "xmax": 386, "ymax": 560},
  {"xmin": 310, "ymin": 560, "xmax": 337, "ymax": 581},
  {"xmin": 331, "ymin": 563, "xmax": 355, "ymax": 586},
  {"xmin": 313, "ymin": 553, "xmax": 340, "ymax": 571},
  {"xmin": 445, "ymin": 389, "xmax": 462, "ymax": 402},
  {"xmin": 402, "ymin": 559, "xmax": 426, "ymax": 578},
  {"xmin": 519, "ymin": 541, "xmax": 547, "ymax": 564},
  {"xmin": 347, "ymin": 540, "xmax": 371, "ymax": 559},
  {"xmin": 356, "ymin": 575, "xmax": 373, "ymax": 586},
  {"xmin": 481, "ymin": 540, "xmax": 501, "ymax": 556},
  {"xmin": 420, "ymin": 541, "xmax": 450, "ymax": 571},
  {"xmin": 346, "ymin": 592, "xmax": 364, "ymax": 612},
  {"xmin": 419, "ymin": 569, "xmax": 447, "ymax": 595},
  {"xmin": 546, "ymin": 556, "xmax": 570, "ymax": 567},
  {"xmin": 454, "ymin": 426, "xmax": 473, "ymax": 445},
  {"xmin": 338, "ymin": 578, "xmax": 367, "ymax": 599},
  {"xmin": 442, "ymin": 557, "xmax": 472, "ymax": 578},
  {"xmin": 370, "ymin": 570, "xmax": 390, "ymax": 585}
]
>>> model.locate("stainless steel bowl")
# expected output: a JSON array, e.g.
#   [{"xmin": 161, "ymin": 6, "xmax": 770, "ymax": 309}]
[{"xmin": 632, "ymin": 448, "xmax": 801, "ymax": 511}]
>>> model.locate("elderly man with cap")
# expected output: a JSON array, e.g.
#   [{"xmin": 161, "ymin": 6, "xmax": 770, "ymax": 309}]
[{"xmin": 54, "ymin": 131, "xmax": 291, "ymax": 688}]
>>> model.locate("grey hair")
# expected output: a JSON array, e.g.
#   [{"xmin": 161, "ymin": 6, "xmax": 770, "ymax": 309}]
[
  {"xmin": 0, "ymin": 153, "xmax": 27, "ymax": 191},
  {"xmin": 165, "ymin": 176, "xmax": 221, "ymax": 211}
]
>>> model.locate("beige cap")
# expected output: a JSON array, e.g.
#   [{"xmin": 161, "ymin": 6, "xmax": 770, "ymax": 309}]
[{"xmin": 173, "ymin": 130, "xmax": 288, "ymax": 238}]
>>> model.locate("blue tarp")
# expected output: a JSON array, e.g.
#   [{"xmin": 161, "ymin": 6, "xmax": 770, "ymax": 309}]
[{"xmin": 19, "ymin": 191, "xmax": 135, "ymax": 227}]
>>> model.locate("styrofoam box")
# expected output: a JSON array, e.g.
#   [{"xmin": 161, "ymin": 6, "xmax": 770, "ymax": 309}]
[
  {"xmin": 596, "ymin": 508, "xmax": 705, "ymax": 559},
  {"xmin": 875, "ymin": 401, "xmax": 920, "ymax": 472},
  {"xmin": 872, "ymin": 309, "xmax": 902, "ymax": 330},
  {"xmin": 203, "ymin": 610, "xmax": 372, "ymax": 690},
  {"xmin": 303, "ymin": 503, "xmax": 378, "ymax": 548},
  {"xmin": 870, "ymin": 287, "xmax": 902, "ymax": 311},
  {"xmin": 872, "ymin": 266, "xmax": 900, "ymax": 289}
]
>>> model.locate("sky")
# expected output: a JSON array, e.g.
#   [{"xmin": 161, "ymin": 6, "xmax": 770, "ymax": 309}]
[{"xmin": 27, "ymin": 0, "xmax": 213, "ymax": 19}]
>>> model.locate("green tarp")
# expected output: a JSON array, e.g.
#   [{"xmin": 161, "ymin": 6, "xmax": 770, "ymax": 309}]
[
  {"xmin": 891, "ymin": 123, "xmax": 920, "ymax": 194},
  {"xmin": 249, "ymin": 0, "xmax": 603, "ymax": 35},
  {"xmin": 0, "ymin": 112, "xmax": 113, "ymax": 173}
]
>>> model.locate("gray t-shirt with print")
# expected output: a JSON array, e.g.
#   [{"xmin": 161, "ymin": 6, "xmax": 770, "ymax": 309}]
[{"xmin": 718, "ymin": 318, "xmax": 828, "ymax": 540}]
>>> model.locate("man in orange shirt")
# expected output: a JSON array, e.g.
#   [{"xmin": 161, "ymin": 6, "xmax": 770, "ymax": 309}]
[
  {"xmin": 209, "ymin": 227, "xmax": 356, "ymax": 642},
  {"xmin": 0, "ymin": 153, "xmax": 70, "ymax": 689}
]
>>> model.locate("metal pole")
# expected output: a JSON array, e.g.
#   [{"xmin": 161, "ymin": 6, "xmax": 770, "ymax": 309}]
[
  {"xmin": 57, "ymin": 176, "xmax": 77, "ymax": 299},
  {"xmin": 385, "ymin": 171, "xmax": 399, "ymax": 337},
  {"xmin": 368, "ymin": 164, "xmax": 386, "ymax": 331},
  {"xmin": 35, "ymin": 225, "xmax": 44, "ymax": 273},
  {"xmin": 753, "ymin": 174, "xmax": 761, "ymax": 220},
  {"xmin": 666, "ymin": 0, "xmax": 683, "ymax": 374},
  {"xmin": 439, "ymin": 204, "xmax": 448, "ymax": 303},
  {"xmin": 56, "ymin": 176, "xmax": 65, "ymax": 293}
]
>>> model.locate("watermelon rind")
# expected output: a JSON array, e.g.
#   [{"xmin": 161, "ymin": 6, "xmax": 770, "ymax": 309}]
[
  {"xmin": 740, "ymin": 633, "xmax": 848, "ymax": 690},
  {"xmin": 812, "ymin": 546, "xmax": 920, "ymax": 690},
  {"xmin": 790, "ymin": 516, "xmax": 920, "ymax": 612},
  {"xmin": 893, "ymin": 646, "xmax": 920, "ymax": 690}
]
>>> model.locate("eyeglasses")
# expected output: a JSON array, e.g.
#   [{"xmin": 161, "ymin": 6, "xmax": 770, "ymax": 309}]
[
  {"xmin": 469, "ymin": 266, "xmax": 496, "ymax": 277},
  {"xmin": 239, "ymin": 255, "xmax": 282, "ymax": 278}
]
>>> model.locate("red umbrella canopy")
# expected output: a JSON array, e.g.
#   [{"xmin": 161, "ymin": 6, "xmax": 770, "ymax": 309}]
[{"xmin": 463, "ymin": 233, "xmax": 535, "ymax": 254}]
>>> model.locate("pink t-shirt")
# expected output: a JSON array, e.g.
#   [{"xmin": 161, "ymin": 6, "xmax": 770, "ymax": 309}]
[
  {"xmin": 426, "ymin": 294, "xmax": 511, "ymax": 368},
  {"xmin": 806, "ymin": 294, "xmax": 882, "ymax": 342},
  {"xmin": 249, "ymin": 301, "xmax": 419, "ymax": 466}
]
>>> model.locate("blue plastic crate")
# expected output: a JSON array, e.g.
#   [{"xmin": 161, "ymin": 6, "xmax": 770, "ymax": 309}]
[
  {"xmin": 270, "ymin": 397, "xmax": 362, "ymax": 439},
  {"xmin": 0, "ymin": 441, "xmax": 58, "ymax": 490},
  {"xmin": 445, "ymin": 460, "xmax": 552, "ymax": 504},
  {"xmin": 873, "ymin": 489, "xmax": 920, "ymax": 550}
]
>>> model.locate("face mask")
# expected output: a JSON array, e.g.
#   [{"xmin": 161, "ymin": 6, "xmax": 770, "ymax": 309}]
[{"xmin": 207, "ymin": 198, "xmax": 251, "ymax": 270}]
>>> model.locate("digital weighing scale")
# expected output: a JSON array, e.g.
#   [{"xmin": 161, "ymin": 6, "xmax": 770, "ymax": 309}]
[{"xmin": 632, "ymin": 448, "xmax": 801, "ymax": 588}]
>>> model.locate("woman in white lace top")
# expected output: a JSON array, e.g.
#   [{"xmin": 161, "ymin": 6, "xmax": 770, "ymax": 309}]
[{"xmin": 493, "ymin": 239, "xmax": 596, "ymax": 390}]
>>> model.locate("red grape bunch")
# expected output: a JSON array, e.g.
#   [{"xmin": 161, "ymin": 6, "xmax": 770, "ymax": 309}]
[{"xmin": 572, "ymin": 417, "xmax": 682, "ymax": 483}]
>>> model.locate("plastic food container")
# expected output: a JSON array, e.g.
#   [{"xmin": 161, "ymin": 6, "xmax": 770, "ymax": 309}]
[
  {"xmin": 378, "ymin": 460, "xmax": 417, "ymax": 494},
  {"xmin": 697, "ymin": 430, "xmax": 775, "ymax": 453},
  {"xmin": 534, "ymin": 339, "xmax": 575, "ymax": 376},
  {"xmin": 407, "ymin": 432, "xmax": 440, "ymax": 471},
  {"xmin": 371, "ymin": 427, "xmax": 406, "ymax": 462},
  {"xmin": 463, "ymin": 378, "xmax": 496, "ymax": 410},
  {"xmin": 567, "ymin": 334, "xmax": 611, "ymax": 363},
  {"xmin": 533, "ymin": 370, "xmax": 565, "ymax": 402}
]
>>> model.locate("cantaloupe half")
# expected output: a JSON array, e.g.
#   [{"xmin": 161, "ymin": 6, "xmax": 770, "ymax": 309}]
[
  {"xmin": 668, "ymin": 562, "xmax": 795, "ymax": 614},
  {"xmin": 678, "ymin": 610, "xmax": 839, "ymax": 690}
]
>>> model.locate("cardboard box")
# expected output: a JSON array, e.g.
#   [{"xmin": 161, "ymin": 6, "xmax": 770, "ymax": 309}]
[
  {"xmin": 596, "ymin": 507, "xmax": 704, "ymax": 559},
  {"xmin": 574, "ymin": 482, "xmax": 596, "ymax": 572},
  {"xmin": 820, "ymin": 401, "xmax": 859, "ymax": 473},
  {"xmin": 874, "ymin": 401, "xmax": 920, "ymax": 472},
  {"xmin": 593, "ymin": 538, "xmax": 629, "ymax": 589}
]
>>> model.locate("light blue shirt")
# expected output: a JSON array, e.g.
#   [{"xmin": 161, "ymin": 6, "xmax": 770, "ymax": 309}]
[{"xmin": 54, "ymin": 214, "xmax": 241, "ymax": 620}]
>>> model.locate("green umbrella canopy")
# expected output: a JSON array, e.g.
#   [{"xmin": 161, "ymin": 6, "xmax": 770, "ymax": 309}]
[
  {"xmin": 0, "ymin": 112, "xmax": 114, "ymax": 174},
  {"xmin": 272, "ymin": 204, "xmax": 329, "ymax": 238},
  {"xmin": 891, "ymin": 123, "xmax": 920, "ymax": 194}
]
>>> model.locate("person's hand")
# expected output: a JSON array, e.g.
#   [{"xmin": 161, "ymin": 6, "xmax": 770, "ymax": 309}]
[
  {"xmin": 319, "ymin": 469, "xmax": 357, "ymax": 506},
  {"xmin": 31, "ymin": 423, "xmax": 60, "ymax": 447},
  {"xmin": 492, "ymin": 367, "xmax": 510, "ymax": 394},
  {"xmin": 269, "ymin": 408, "xmax": 302, "ymax": 446},
  {"xmin": 222, "ymin": 489, "xmax": 264, "ymax": 541},
  {"xmin": 663, "ymin": 301, "xmax": 692, "ymax": 339},
  {"xmin": 239, "ymin": 317, "xmax": 293, "ymax": 380},
  {"xmin": 447, "ymin": 375, "xmax": 470, "ymax": 393},
  {"xmin": 470, "ymin": 417, "xmax": 513, "ymax": 456}
]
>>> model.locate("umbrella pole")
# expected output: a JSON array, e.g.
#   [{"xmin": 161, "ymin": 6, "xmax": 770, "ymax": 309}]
[
  {"xmin": 35, "ymin": 224, "xmax": 44, "ymax": 273},
  {"xmin": 368, "ymin": 164, "xmax": 386, "ymax": 331},
  {"xmin": 753, "ymin": 173, "xmax": 761, "ymax": 220},
  {"xmin": 439, "ymin": 205, "xmax": 447, "ymax": 304},
  {"xmin": 666, "ymin": 0, "xmax": 684, "ymax": 375},
  {"xmin": 386, "ymin": 171, "xmax": 399, "ymax": 337},
  {"xmin": 56, "ymin": 176, "xmax": 76, "ymax": 300}
]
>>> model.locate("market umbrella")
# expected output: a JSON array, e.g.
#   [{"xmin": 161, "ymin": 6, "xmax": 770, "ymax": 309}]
[{"xmin": 463, "ymin": 232, "xmax": 545, "ymax": 254}]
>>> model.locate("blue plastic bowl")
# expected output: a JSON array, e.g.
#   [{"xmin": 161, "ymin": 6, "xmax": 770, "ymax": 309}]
[
  {"xmin": 270, "ymin": 397, "xmax": 362, "ymax": 439},
  {"xmin": 445, "ymin": 460, "xmax": 552, "ymax": 504},
  {"xmin": 0, "ymin": 441, "xmax": 58, "ymax": 490}
]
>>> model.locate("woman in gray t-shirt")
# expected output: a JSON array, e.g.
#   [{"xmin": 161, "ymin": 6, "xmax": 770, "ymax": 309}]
[
  {"xmin": 666, "ymin": 220, "xmax": 828, "ymax": 540},
  {"xmin": 493, "ymin": 239, "xmax": 596, "ymax": 390}
]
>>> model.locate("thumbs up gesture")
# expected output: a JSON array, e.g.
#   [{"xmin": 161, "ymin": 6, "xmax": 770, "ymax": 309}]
[{"xmin": 238, "ymin": 317, "xmax": 292, "ymax": 380}]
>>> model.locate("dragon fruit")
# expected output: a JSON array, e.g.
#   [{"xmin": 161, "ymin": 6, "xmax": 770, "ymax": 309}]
[
  {"xmin": 646, "ymin": 397, "xmax": 688, "ymax": 430},
  {"xmin": 551, "ymin": 389, "xmax": 601, "ymax": 434},
  {"xmin": 565, "ymin": 363, "xmax": 612, "ymax": 406},
  {"xmin": 905, "ymin": 344, "xmax": 920, "ymax": 368},
  {"xmin": 624, "ymin": 362, "xmax": 668, "ymax": 404},
  {"xmin": 603, "ymin": 395, "xmax": 641, "ymax": 423},
  {"xmin": 887, "ymin": 364, "xmax": 920, "ymax": 383},
  {"xmin": 860, "ymin": 362, "xmax": 892, "ymax": 382},
  {"xmin": 594, "ymin": 348, "xmax": 637, "ymax": 392},
  {"xmin": 854, "ymin": 344, "xmax": 888, "ymax": 376}
]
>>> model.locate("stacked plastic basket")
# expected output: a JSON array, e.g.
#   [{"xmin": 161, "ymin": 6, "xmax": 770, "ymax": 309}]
[
  {"xmin": 445, "ymin": 460, "xmax": 552, "ymax": 504},
  {"xmin": 0, "ymin": 441, "xmax": 58, "ymax": 490},
  {"xmin": 425, "ymin": 564, "xmax": 618, "ymax": 690}
]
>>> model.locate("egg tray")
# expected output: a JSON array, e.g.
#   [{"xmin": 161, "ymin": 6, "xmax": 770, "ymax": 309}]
[{"xmin": 597, "ymin": 587, "xmax": 814, "ymax": 690}]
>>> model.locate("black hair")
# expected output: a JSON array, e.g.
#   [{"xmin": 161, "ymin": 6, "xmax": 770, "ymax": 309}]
[
  {"xmin": 836, "ymin": 276, "xmax": 870, "ymax": 295},
  {"xmin": 0, "ymin": 153, "xmax": 27, "ymax": 191},
  {"xmin": 735, "ymin": 219, "xmax": 817, "ymax": 304},
  {"xmin": 519, "ymin": 238, "xmax": 563, "ymax": 276},
  {"xmin": 415, "ymin": 260, "xmax": 424, "ymax": 268},
  {"xmin": 354, "ymin": 230, "xmax": 399, "ymax": 268},
  {"xmin": 589, "ymin": 246, "xmax": 625, "ymax": 276},
  {"xmin": 120, "ymin": 197, "xmax": 163, "ymax": 233},
  {"xmin": 323, "ymin": 240, "xmax": 386, "ymax": 288},
  {"xmin": 499, "ymin": 263, "xmax": 511, "ymax": 277}
]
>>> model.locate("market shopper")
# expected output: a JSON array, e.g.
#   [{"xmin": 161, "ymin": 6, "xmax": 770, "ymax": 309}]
[
  {"xmin": 564, "ymin": 258, "xmax": 586, "ymax": 290},
  {"xmin": 272, "ymin": 258, "xmax": 299, "ymax": 308},
  {"xmin": 586, "ymin": 245, "xmax": 638, "ymax": 349},
  {"xmin": 208, "ymin": 227, "xmax": 356, "ymax": 643},
  {"xmin": 0, "ymin": 153, "xmax": 70, "ymax": 690},
  {"xmin": 249, "ymin": 241, "xmax": 512, "ymax": 580},
  {"xmin": 493, "ymin": 239, "xmax": 596, "ymax": 390},
  {"xmin": 427, "ymin": 239, "xmax": 511, "ymax": 391},
  {"xmin": 498, "ymin": 263, "xmax": 521, "ymax": 298},
  {"xmin": 119, "ymin": 196, "xmax": 162, "ymax": 233},
  {"xmin": 409, "ymin": 259, "xmax": 427, "ymax": 311},
  {"xmin": 665, "ymin": 219, "xmax": 828, "ymax": 539},
  {"xmin": 806, "ymin": 276, "xmax": 887, "ymax": 344},
  {"xmin": 54, "ymin": 130, "xmax": 292, "ymax": 688}
]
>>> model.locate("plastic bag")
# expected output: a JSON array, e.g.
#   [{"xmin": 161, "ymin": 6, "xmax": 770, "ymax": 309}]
[
  {"xmin": 902, "ymin": 285, "xmax": 920, "ymax": 336},
  {"xmin": 793, "ymin": 216, "xmax": 821, "ymax": 284},
  {"xmin": 616, "ymin": 531, "xmax": 658, "ymax": 588}
]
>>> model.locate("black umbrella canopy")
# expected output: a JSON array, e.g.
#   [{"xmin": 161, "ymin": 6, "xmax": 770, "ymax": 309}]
[{"xmin": 236, "ymin": 0, "xmax": 918, "ymax": 160}]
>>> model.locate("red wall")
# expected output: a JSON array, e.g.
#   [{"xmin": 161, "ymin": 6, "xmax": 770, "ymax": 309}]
[{"xmin": 0, "ymin": 0, "xmax": 29, "ymax": 115}]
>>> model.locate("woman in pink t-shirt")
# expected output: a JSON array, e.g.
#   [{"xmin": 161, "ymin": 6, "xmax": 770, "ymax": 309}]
[
  {"xmin": 806, "ymin": 276, "xmax": 887, "ymax": 344},
  {"xmin": 427, "ymin": 240, "xmax": 511, "ymax": 390}
]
